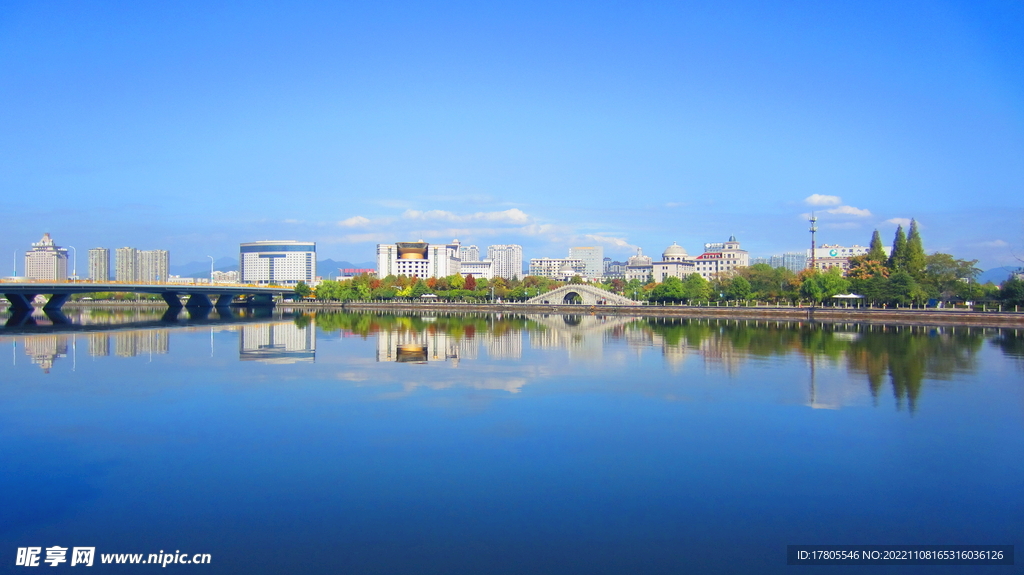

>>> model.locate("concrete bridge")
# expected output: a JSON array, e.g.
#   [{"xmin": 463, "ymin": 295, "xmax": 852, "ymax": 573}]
[
  {"xmin": 1, "ymin": 282, "xmax": 293, "ymax": 312},
  {"xmin": 524, "ymin": 284, "xmax": 639, "ymax": 306}
]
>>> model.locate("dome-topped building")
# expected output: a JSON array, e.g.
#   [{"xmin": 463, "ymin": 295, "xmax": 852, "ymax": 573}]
[{"xmin": 662, "ymin": 242, "xmax": 688, "ymax": 262}]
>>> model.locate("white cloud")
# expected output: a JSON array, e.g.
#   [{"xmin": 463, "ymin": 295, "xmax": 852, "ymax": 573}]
[
  {"xmin": 402, "ymin": 208, "xmax": 531, "ymax": 225},
  {"xmin": 283, "ymin": 219, "xmax": 304, "ymax": 224},
  {"xmin": 826, "ymin": 205, "xmax": 872, "ymax": 217},
  {"xmin": 805, "ymin": 194, "xmax": 842, "ymax": 206},
  {"xmin": 338, "ymin": 216, "xmax": 371, "ymax": 227},
  {"xmin": 582, "ymin": 234, "xmax": 638, "ymax": 249},
  {"xmin": 975, "ymin": 239, "xmax": 1009, "ymax": 248},
  {"xmin": 885, "ymin": 217, "xmax": 912, "ymax": 227}
]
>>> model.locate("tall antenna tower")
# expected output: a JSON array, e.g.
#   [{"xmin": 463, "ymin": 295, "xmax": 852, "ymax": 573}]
[{"xmin": 808, "ymin": 213, "xmax": 818, "ymax": 270}]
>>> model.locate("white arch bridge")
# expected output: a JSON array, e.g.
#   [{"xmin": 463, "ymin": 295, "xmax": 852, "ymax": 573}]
[{"xmin": 524, "ymin": 284, "xmax": 639, "ymax": 306}]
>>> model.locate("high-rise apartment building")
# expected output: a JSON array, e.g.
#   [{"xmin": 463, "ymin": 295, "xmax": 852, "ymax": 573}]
[
  {"xmin": 458, "ymin": 244, "xmax": 480, "ymax": 262},
  {"xmin": 569, "ymin": 246, "xmax": 604, "ymax": 280},
  {"xmin": 487, "ymin": 244, "xmax": 523, "ymax": 279},
  {"xmin": 24, "ymin": 233, "xmax": 68, "ymax": 281},
  {"xmin": 88, "ymin": 248, "xmax": 110, "ymax": 282},
  {"xmin": 138, "ymin": 250, "xmax": 170, "ymax": 282},
  {"xmin": 240, "ymin": 241, "xmax": 316, "ymax": 286},
  {"xmin": 114, "ymin": 247, "xmax": 171, "ymax": 282},
  {"xmin": 115, "ymin": 248, "xmax": 138, "ymax": 282}
]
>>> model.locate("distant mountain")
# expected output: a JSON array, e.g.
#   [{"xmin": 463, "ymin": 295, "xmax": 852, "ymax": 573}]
[
  {"xmin": 170, "ymin": 258, "xmax": 375, "ymax": 280},
  {"xmin": 171, "ymin": 257, "xmax": 238, "ymax": 278},
  {"xmin": 317, "ymin": 259, "xmax": 376, "ymax": 278},
  {"xmin": 978, "ymin": 266, "xmax": 1021, "ymax": 285}
]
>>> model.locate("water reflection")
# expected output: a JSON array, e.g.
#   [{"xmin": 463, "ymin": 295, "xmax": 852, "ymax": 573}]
[
  {"xmin": 240, "ymin": 322, "xmax": 316, "ymax": 364},
  {"xmin": 3, "ymin": 308, "xmax": 1020, "ymax": 413},
  {"xmin": 311, "ymin": 311, "xmax": 1016, "ymax": 413},
  {"xmin": 0, "ymin": 307, "xmax": 316, "ymax": 369}
]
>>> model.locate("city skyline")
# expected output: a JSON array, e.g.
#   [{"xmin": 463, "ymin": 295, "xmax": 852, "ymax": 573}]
[{"xmin": 1, "ymin": 1, "xmax": 1022, "ymax": 270}]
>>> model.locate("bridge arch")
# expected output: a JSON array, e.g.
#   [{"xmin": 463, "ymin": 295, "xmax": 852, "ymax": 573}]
[{"xmin": 524, "ymin": 284, "xmax": 639, "ymax": 306}]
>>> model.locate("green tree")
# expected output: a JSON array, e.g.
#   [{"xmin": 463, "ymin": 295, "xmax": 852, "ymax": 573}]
[
  {"xmin": 410, "ymin": 279, "xmax": 429, "ymax": 298},
  {"xmin": 1000, "ymin": 276, "xmax": 1024, "ymax": 305},
  {"xmin": 887, "ymin": 225, "xmax": 908, "ymax": 271},
  {"xmin": 884, "ymin": 271, "xmax": 927, "ymax": 305},
  {"xmin": 683, "ymin": 273, "xmax": 712, "ymax": 302},
  {"xmin": 867, "ymin": 229, "xmax": 887, "ymax": 262},
  {"xmin": 801, "ymin": 268, "xmax": 850, "ymax": 303},
  {"xmin": 905, "ymin": 219, "xmax": 926, "ymax": 279},
  {"xmin": 650, "ymin": 276, "xmax": 686, "ymax": 303},
  {"xmin": 294, "ymin": 281, "xmax": 312, "ymax": 298},
  {"xmin": 923, "ymin": 253, "xmax": 980, "ymax": 299},
  {"xmin": 727, "ymin": 276, "xmax": 751, "ymax": 300}
]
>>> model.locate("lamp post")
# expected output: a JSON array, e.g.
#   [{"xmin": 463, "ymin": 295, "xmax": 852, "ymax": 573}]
[
  {"xmin": 12, "ymin": 250, "xmax": 17, "ymax": 277},
  {"xmin": 208, "ymin": 256, "xmax": 214, "ymax": 283},
  {"xmin": 68, "ymin": 246, "xmax": 77, "ymax": 281}
]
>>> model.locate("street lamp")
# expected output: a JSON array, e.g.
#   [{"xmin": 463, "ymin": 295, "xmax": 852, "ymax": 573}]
[{"xmin": 68, "ymin": 246, "xmax": 77, "ymax": 281}]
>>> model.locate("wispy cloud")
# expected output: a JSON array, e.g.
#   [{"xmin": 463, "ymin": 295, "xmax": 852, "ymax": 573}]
[
  {"xmin": 885, "ymin": 217, "xmax": 912, "ymax": 227},
  {"xmin": 665, "ymin": 202, "xmax": 687, "ymax": 208},
  {"xmin": 826, "ymin": 205, "xmax": 872, "ymax": 217},
  {"xmin": 582, "ymin": 234, "xmax": 638, "ymax": 249},
  {"xmin": 975, "ymin": 239, "xmax": 1008, "ymax": 248},
  {"xmin": 402, "ymin": 208, "xmax": 531, "ymax": 225},
  {"xmin": 805, "ymin": 194, "xmax": 842, "ymax": 206},
  {"xmin": 338, "ymin": 216, "xmax": 371, "ymax": 227}
]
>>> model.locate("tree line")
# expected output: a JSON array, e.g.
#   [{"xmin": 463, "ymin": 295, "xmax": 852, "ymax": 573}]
[{"xmin": 297, "ymin": 222, "xmax": 1021, "ymax": 306}]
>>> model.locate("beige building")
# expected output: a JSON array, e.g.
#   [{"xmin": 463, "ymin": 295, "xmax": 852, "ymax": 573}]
[
  {"xmin": 694, "ymin": 236, "xmax": 749, "ymax": 280},
  {"xmin": 808, "ymin": 244, "xmax": 890, "ymax": 273},
  {"xmin": 24, "ymin": 233, "xmax": 68, "ymax": 281}
]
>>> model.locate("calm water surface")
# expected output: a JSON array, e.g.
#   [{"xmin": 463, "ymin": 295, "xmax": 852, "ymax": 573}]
[{"xmin": 1, "ymin": 308, "xmax": 1022, "ymax": 574}]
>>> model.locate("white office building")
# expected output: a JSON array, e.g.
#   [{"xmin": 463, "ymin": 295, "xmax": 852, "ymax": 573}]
[
  {"xmin": 529, "ymin": 258, "xmax": 585, "ymax": 279},
  {"xmin": 569, "ymin": 246, "xmax": 604, "ymax": 280},
  {"xmin": 459, "ymin": 259, "xmax": 494, "ymax": 279},
  {"xmin": 240, "ymin": 241, "xmax": 316, "ymax": 286},
  {"xmin": 808, "ymin": 244, "xmax": 890, "ymax": 273},
  {"xmin": 24, "ymin": 233, "xmax": 68, "ymax": 281},
  {"xmin": 487, "ymin": 244, "xmax": 523, "ymax": 279},
  {"xmin": 376, "ymin": 240, "xmax": 460, "ymax": 279}
]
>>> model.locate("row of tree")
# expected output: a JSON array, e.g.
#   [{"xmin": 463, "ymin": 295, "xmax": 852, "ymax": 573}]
[{"xmin": 296, "ymin": 222, "xmax": 1021, "ymax": 306}]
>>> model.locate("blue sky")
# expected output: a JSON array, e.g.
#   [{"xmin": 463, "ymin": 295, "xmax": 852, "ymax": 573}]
[{"xmin": 2, "ymin": 0, "xmax": 1022, "ymax": 271}]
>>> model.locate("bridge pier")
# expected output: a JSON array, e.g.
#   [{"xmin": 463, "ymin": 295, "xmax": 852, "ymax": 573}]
[
  {"xmin": 161, "ymin": 292, "xmax": 183, "ymax": 309},
  {"xmin": 215, "ymin": 294, "xmax": 235, "ymax": 308},
  {"xmin": 184, "ymin": 293, "xmax": 213, "ymax": 309},
  {"xmin": 43, "ymin": 293, "xmax": 69, "ymax": 311},
  {"xmin": 5, "ymin": 293, "xmax": 38, "ymax": 311}
]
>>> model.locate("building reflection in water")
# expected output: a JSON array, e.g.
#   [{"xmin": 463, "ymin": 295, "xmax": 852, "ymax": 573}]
[
  {"xmin": 239, "ymin": 321, "xmax": 316, "ymax": 364},
  {"xmin": 21, "ymin": 335, "xmax": 68, "ymax": 373}
]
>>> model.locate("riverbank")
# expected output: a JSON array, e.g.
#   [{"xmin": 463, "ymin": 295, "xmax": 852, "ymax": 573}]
[
  {"xmin": 293, "ymin": 301, "xmax": 1024, "ymax": 328},
  {"xmin": 4, "ymin": 300, "xmax": 1022, "ymax": 328}
]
